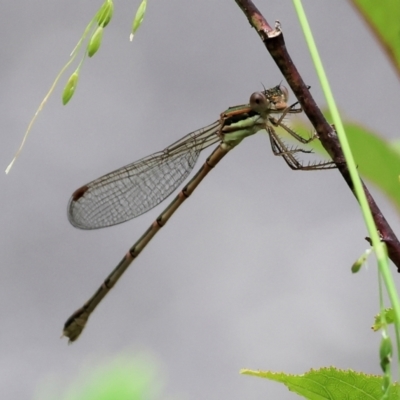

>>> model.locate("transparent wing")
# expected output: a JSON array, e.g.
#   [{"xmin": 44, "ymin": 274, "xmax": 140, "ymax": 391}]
[{"xmin": 67, "ymin": 121, "xmax": 221, "ymax": 229}]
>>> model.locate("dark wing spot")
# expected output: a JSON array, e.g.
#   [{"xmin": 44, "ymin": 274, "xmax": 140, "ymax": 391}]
[{"xmin": 72, "ymin": 185, "xmax": 89, "ymax": 201}]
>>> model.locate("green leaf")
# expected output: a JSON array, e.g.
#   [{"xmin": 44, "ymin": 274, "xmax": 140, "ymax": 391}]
[
  {"xmin": 291, "ymin": 116, "xmax": 400, "ymax": 211},
  {"xmin": 390, "ymin": 139, "xmax": 400, "ymax": 155},
  {"xmin": 350, "ymin": 0, "xmax": 400, "ymax": 76},
  {"xmin": 36, "ymin": 353, "xmax": 162, "ymax": 400},
  {"xmin": 241, "ymin": 367, "xmax": 400, "ymax": 399},
  {"xmin": 345, "ymin": 121, "xmax": 400, "ymax": 211}
]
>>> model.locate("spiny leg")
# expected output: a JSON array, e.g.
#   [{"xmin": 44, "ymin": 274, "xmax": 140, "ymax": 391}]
[
  {"xmin": 268, "ymin": 103, "xmax": 336, "ymax": 170},
  {"xmin": 267, "ymin": 126, "xmax": 336, "ymax": 171},
  {"xmin": 267, "ymin": 97, "xmax": 319, "ymax": 146},
  {"xmin": 267, "ymin": 126, "xmax": 311, "ymax": 170},
  {"xmin": 269, "ymin": 114, "xmax": 316, "ymax": 145}
]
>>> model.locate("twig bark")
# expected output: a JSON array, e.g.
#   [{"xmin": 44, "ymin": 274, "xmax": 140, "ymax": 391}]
[{"xmin": 235, "ymin": 0, "xmax": 400, "ymax": 271}]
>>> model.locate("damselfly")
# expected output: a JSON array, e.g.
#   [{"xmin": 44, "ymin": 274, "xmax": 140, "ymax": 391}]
[{"xmin": 63, "ymin": 85, "xmax": 334, "ymax": 342}]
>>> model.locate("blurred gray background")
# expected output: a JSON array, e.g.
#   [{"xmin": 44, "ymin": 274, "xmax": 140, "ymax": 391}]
[{"xmin": 2, "ymin": 1, "xmax": 400, "ymax": 399}]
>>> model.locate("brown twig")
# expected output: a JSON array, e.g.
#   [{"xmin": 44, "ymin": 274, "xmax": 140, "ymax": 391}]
[{"xmin": 234, "ymin": 0, "xmax": 400, "ymax": 271}]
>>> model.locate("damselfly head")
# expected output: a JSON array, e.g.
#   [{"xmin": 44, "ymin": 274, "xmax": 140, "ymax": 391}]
[{"xmin": 265, "ymin": 84, "xmax": 289, "ymax": 111}]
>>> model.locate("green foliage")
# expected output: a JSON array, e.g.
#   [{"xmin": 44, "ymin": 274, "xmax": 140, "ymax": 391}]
[
  {"xmin": 241, "ymin": 367, "xmax": 400, "ymax": 399},
  {"xmin": 291, "ymin": 116, "xmax": 400, "ymax": 211},
  {"xmin": 36, "ymin": 352, "xmax": 163, "ymax": 400},
  {"xmin": 351, "ymin": 0, "xmax": 400, "ymax": 75},
  {"xmin": 249, "ymin": 1, "xmax": 400, "ymax": 397},
  {"xmin": 344, "ymin": 123, "xmax": 400, "ymax": 211}
]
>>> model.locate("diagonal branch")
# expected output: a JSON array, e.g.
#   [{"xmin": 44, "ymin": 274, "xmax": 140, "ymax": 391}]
[{"xmin": 234, "ymin": 0, "xmax": 400, "ymax": 271}]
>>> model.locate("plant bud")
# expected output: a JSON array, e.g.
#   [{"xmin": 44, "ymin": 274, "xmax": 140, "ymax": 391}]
[
  {"xmin": 96, "ymin": 0, "xmax": 114, "ymax": 27},
  {"xmin": 88, "ymin": 27, "xmax": 104, "ymax": 57},
  {"xmin": 379, "ymin": 334, "xmax": 392, "ymax": 372},
  {"xmin": 62, "ymin": 71, "xmax": 79, "ymax": 105},
  {"xmin": 130, "ymin": 0, "xmax": 147, "ymax": 41}
]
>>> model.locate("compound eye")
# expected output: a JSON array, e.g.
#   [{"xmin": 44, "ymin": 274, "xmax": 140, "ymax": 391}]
[
  {"xmin": 249, "ymin": 92, "xmax": 270, "ymax": 114},
  {"xmin": 279, "ymin": 85, "xmax": 289, "ymax": 103}
]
